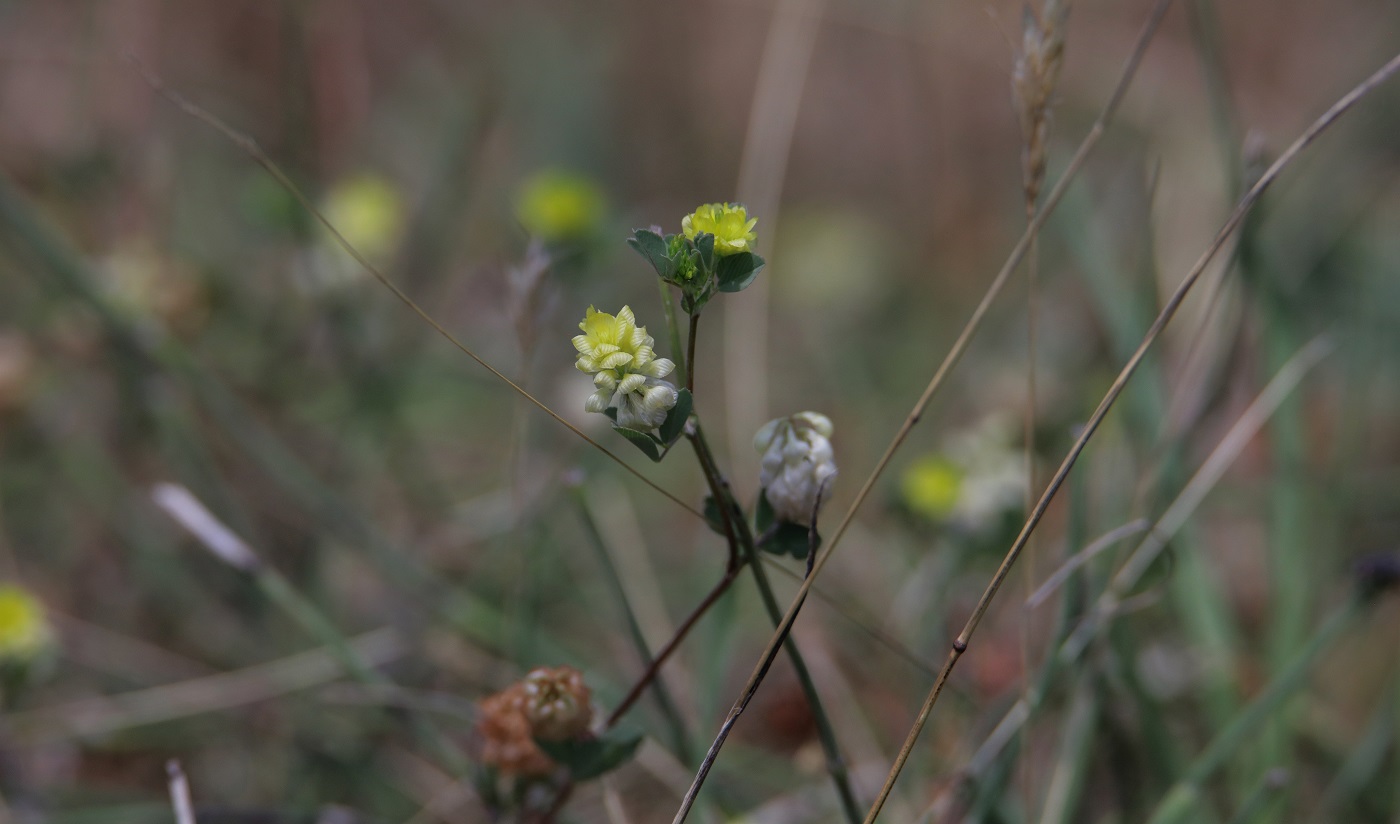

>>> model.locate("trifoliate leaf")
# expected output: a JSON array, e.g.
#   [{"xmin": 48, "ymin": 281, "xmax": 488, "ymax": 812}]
[
  {"xmin": 761, "ymin": 522, "xmax": 821, "ymax": 560},
  {"xmin": 702, "ymin": 494, "xmax": 746, "ymax": 539},
  {"xmin": 754, "ymin": 491, "xmax": 822, "ymax": 559},
  {"xmin": 627, "ymin": 228, "xmax": 676, "ymax": 282},
  {"xmin": 612, "ymin": 426, "xmax": 663, "ymax": 462},
  {"xmin": 657, "ymin": 389, "xmax": 692, "ymax": 446},
  {"xmin": 536, "ymin": 727, "xmax": 644, "ymax": 781},
  {"xmin": 693, "ymin": 232, "xmax": 716, "ymax": 275},
  {"xmin": 716, "ymin": 252, "xmax": 765, "ymax": 293}
]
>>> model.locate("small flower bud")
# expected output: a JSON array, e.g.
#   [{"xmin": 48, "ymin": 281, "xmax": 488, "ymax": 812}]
[
  {"xmin": 681, "ymin": 203, "xmax": 757, "ymax": 256},
  {"xmin": 754, "ymin": 412, "xmax": 838, "ymax": 526},
  {"xmin": 520, "ymin": 666, "xmax": 594, "ymax": 741}
]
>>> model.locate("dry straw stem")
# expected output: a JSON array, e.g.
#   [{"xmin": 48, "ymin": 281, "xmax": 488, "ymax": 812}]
[
  {"xmin": 128, "ymin": 58, "xmax": 704, "ymax": 523},
  {"xmin": 937, "ymin": 332, "xmax": 1331, "ymax": 800},
  {"xmin": 0, "ymin": 630, "xmax": 403, "ymax": 744},
  {"xmin": 152, "ymin": 482, "xmax": 472, "ymax": 775},
  {"xmin": 673, "ymin": 1, "xmax": 1174, "ymax": 818},
  {"xmin": 1061, "ymin": 334, "xmax": 1334, "ymax": 661},
  {"xmin": 864, "ymin": 50, "xmax": 1400, "ymax": 824}
]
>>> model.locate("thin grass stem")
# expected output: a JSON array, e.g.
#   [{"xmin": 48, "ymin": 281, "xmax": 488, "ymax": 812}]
[
  {"xmin": 130, "ymin": 58, "xmax": 704, "ymax": 522},
  {"xmin": 862, "ymin": 51, "xmax": 1400, "ymax": 820},
  {"xmin": 674, "ymin": 424, "xmax": 860, "ymax": 824},
  {"xmin": 152, "ymin": 483, "xmax": 472, "ymax": 776},
  {"xmin": 572, "ymin": 489, "xmax": 697, "ymax": 759},
  {"xmin": 1146, "ymin": 598, "xmax": 1364, "ymax": 824},
  {"xmin": 675, "ymin": 2, "xmax": 1176, "ymax": 817}
]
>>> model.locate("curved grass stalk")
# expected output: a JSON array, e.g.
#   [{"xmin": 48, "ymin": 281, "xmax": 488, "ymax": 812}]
[
  {"xmin": 862, "ymin": 51, "xmax": 1400, "ymax": 823},
  {"xmin": 1145, "ymin": 597, "xmax": 1364, "ymax": 824},
  {"xmin": 679, "ymin": 423, "xmax": 861, "ymax": 824},
  {"xmin": 674, "ymin": 1, "xmax": 1177, "ymax": 816}
]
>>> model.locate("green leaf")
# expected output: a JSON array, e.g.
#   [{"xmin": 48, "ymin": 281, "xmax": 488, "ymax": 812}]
[
  {"xmin": 612, "ymin": 426, "xmax": 663, "ymax": 462},
  {"xmin": 766, "ymin": 522, "xmax": 821, "ymax": 560},
  {"xmin": 702, "ymin": 494, "xmax": 747, "ymax": 539},
  {"xmin": 627, "ymin": 228, "xmax": 675, "ymax": 281},
  {"xmin": 693, "ymin": 232, "xmax": 716, "ymax": 275},
  {"xmin": 657, "ymin": 389, "xmax": 692, "ymax": 446},
  {"xmin": 536, "ymin": 727, "xmax": 644, "ymax": 781},
  {"xmin": 754, "ymin": 491, "xmax": 822, "ymax": 559},
  {"xmin": 754, "ymin": 490, "xmax": 776, "ymax": 534},
  {"xmin": 716, "ymin": 252, "xmax": 765, "ymax": 293},
  {"xmin": 702, "ymin": 495, "xmax": 727, "ymax": 537}
]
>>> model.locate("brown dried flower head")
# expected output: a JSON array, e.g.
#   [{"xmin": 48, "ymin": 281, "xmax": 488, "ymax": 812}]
[
  {"xmin": 474, "ymin": 666, "xmax": 595, "ymax": 777},
  {"xmin": 475, "ymin": 684, "xmax": 555, "ymax": 777}
]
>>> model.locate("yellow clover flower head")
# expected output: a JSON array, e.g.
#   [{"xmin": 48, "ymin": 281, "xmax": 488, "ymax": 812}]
[
  {"xmin": 572, "ymin": 306, "xmax": 678, "ymax": 431},
  {"xmin": 682, "ymin": 203, "xmax": 757, "ymax": 256},
  {"xmin": 517, "ymin": 170, "xmax": 606, "ymax": 243},
  {"xmin": 0, "ymin": 584, "xmax": 53, "ymax": 662}
]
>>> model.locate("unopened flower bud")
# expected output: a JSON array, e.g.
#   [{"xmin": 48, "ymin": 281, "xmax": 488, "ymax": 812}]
[
  {"xmin": 754, "ymin": 412, "xmax": 838, "ymax": 526},
  {"xmin": 520, "ymin": 666, "xmax": 594, "ymax": 741}
]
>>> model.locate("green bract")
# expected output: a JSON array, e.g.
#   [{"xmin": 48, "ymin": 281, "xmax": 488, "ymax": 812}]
[{"xmin": 627, "ymin": 203, "xmax": 765, "ymax": 314}]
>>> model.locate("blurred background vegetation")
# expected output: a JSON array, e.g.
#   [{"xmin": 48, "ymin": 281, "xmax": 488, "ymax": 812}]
[{"xmin": 1, "ymin": 0, "xmax": 1400, "ymax": 821}]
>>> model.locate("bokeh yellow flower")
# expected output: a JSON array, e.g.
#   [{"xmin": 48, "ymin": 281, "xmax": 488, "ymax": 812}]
[
  {"xmin": 517, "ymin": 170, "xmax": 606, "ymax": 243},
  {"xmin": 681, "ymin": 203, "xmax": 757, "ymax": 256},
  {"xmin": 0, "ymin": 584, "xmax": 52, "ymax": 662},
  {"xmin": 322, "ymin": 174, "xmax": 405, "ymax": 262},
  {"xmin": 900, "ymin": 456, "xmax": 966, "ymax": 520}
]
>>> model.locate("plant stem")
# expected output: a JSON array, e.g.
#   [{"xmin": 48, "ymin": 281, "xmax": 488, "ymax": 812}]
[
  {"xmin": 1145, "ymin": 596, "xmax": 1365, "ymax": 824},
  {"xmin": 573, "ymin": 490, "xmax": 697, "ymax": 758},
  {"xmin": 686, "ymin": 312, "xmax": 701, "ymax": 394},
  {"xmin": 606, "ymin": 560, "xmax": 742, "ymax": 731},
  {"xmin": 658, "ymin": 279, "xmax": 689, "ymax": 390},
  {"xmin": 861, "ymin": 45, "xmax": 1400, "ymax": 824},
  {"xmin": 679, "ymin": 424, "xmax": 861, "ymax": 824}
]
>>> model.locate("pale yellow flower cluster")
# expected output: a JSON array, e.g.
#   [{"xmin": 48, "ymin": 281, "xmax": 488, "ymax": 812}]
[
  {"xmin": 573, "ymin": 306, "xmax": 678, "ymax": 431},
  {"xmin": 681, "ymin": 203, "xmax": 757, "ymax": 256}
]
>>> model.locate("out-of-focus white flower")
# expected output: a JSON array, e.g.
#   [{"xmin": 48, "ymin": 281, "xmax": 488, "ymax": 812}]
[
  {"xmin": 572, "ymin": 306, "xmax": 678, "ymax": 431},
  {"xmin": 900, "ymin": 416, "xmax": 1024, "ymax": 530},
  {"xmin": 755, "ymin": 412, "xmax": 838, "ymax": 526}
]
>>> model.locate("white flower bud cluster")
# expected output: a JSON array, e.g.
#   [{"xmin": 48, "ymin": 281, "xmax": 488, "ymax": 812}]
[{"xmin": 754, "ymin": 412, "xmax": 838, "ymax": 526}]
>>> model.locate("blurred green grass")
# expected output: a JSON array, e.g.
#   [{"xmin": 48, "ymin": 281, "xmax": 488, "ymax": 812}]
[{"xmin": 1, "ymin": 0, "xmax": 1399, "ymax": 821}]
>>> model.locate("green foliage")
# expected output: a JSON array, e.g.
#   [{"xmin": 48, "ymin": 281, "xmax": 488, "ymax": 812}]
[
  {"xmin": 754, "ymin": 491, "xmax": 821, "ymax": 560},
  {"xmin": 604, "ymin": 389, "xmax": 691, "ymax": 462},
  {"xmin": 536, "ymin": 727, "xmax": 644, "ymax": 781},
  {"xmin": 628, "ymin": 227, "xmax": 764, "ymax": 314}
]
